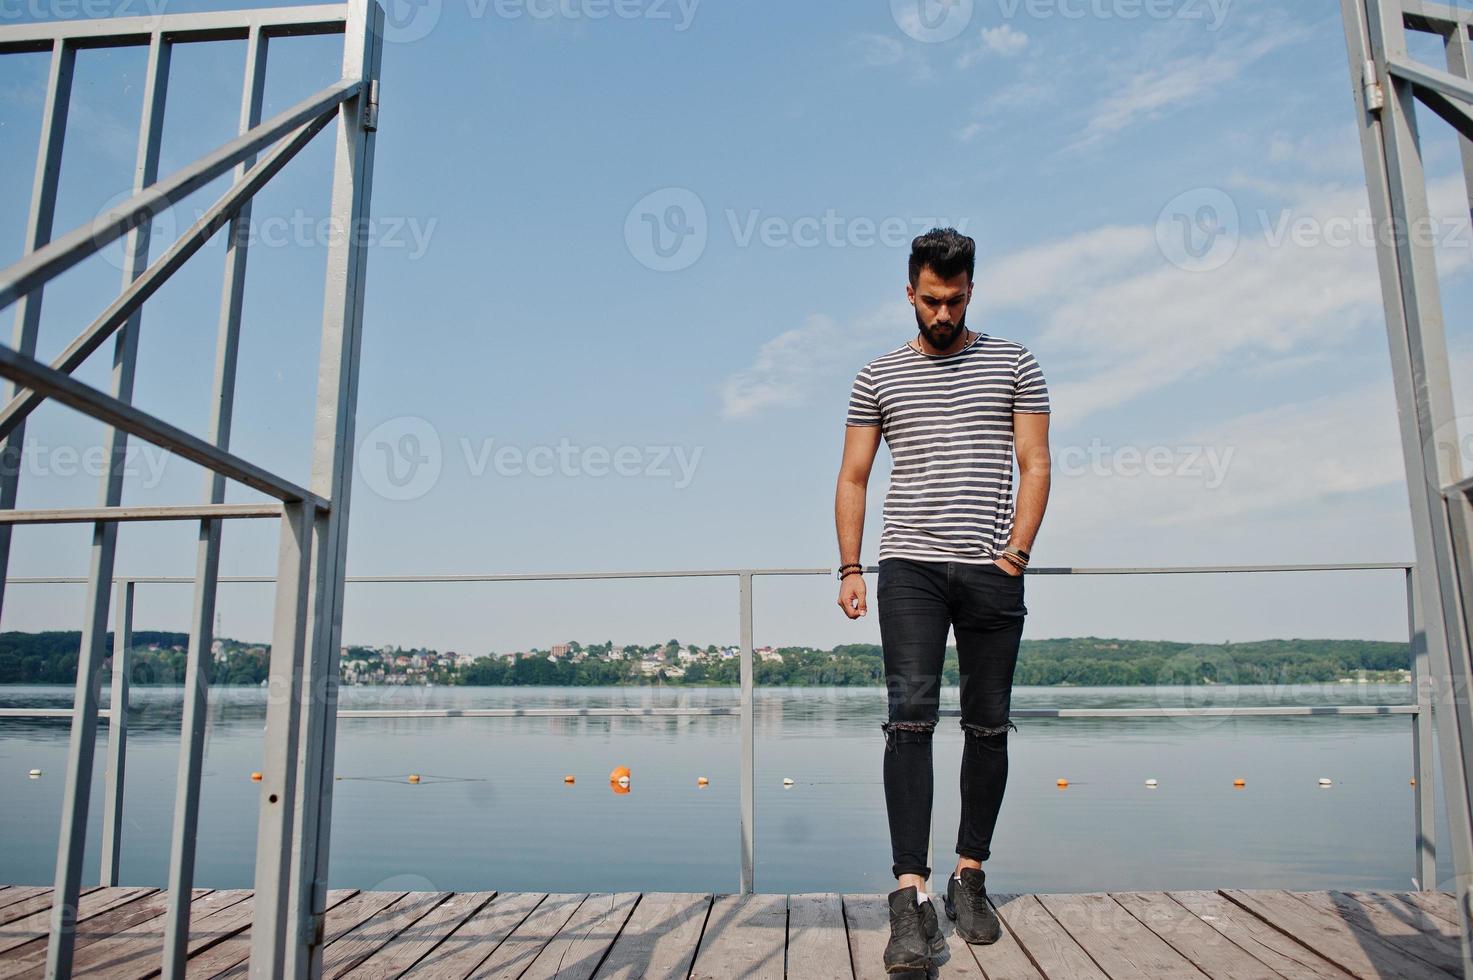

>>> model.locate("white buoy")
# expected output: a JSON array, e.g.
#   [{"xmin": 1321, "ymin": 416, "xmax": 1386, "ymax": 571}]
[
  {"xmin": 782, "ymin": 777, "xmax": 794, "ymax": 786},
  {"xmin": 1317, "ymin": 777, "xmax": 1333, "ymax": 786},
  {"xmin": 28, "ymin": 769, "xmax": 42, "ymax": 778},
  {"xmin": 1145, "ymin": 778, "xmax": 1158, "ymax": 788}
]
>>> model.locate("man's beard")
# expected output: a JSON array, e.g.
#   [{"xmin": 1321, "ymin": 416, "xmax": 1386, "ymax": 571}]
[{"xmin": 915, "ymin": 308, "xmax": 967, "ymax": 350}]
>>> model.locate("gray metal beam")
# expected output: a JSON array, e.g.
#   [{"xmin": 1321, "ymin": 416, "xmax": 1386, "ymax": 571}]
[
  {"xmin": 0, "ymin": 37, "xmax": 73, "ymax": 631},
  {"xmin": 0, "ymin": 3, "xmax": 347, "ymax": 52},
  {"xmin": 46, "ymin": 34, "xmax": 170, "ymax": 978},
  {"xmin": 0, "ymin": 113, "xmax": 335, "ymax": 442},
  {"xmin": 0, "ymin": 345, "xmax": 326, "ymax": 509},
  {"xmin": 1410, "ymin": 567, "xmax": 1439, "ymax": 889},
  {"xmin": 249, "ymin": 501, "xmax": 314, "ymax": 978},
  {"xmin": 0, "ymin": 504, "xmax": 282, "ymax": 524},
  {"xmin": 163, "ymin": 27, "xmax": 271, "ymax": 977},
  {"xmin": 287, "ymin": 4, "xmax": 384, "ymax": 971},
  {"xmin": 738, "ymin": 571, "xmax": 754, "ymax": 895},
  {"xmin": 1344, "ymin": 1, "xmax": 1473, "ymax": 971},
  {"xmin": 0, "ymin": 77, "xmax": 360, "ymax": 313},
  {"xmin": 99, "ymin": 580, "xmax": 133, "ymax": 886}
]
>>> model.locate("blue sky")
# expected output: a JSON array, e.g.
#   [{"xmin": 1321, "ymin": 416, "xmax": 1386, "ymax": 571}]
[{"xmin": 2, "ymin": 0, "xmax": 1470, "ymax": 655}]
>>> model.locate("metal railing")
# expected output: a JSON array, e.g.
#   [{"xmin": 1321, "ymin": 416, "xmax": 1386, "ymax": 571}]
[{"xmin": 3, "ymin": 559, "xmax": 1435, "ymax": 915}]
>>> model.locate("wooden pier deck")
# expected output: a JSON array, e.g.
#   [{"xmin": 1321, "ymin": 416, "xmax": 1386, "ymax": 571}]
[{"xmin": 0, "ymin": 884, "xmax": 1461, "ymax": 978}]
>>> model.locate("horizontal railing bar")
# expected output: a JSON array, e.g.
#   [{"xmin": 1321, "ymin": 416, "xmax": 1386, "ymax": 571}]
[
  {"xmin": 946, "ymin": 705, "xmax": 1419, "ymax": 718},
  {"xmin": 0, "ymin": 78, "xmax": 358, "ymax": 312},
  {"xmin": 0, "ymin": 345, "xmax": 327, "ymax": 509},
  {"xmin": 0, "ymin": 562, "xmax": 1417, "ymax": 586},
  {"xmin": 0, "ymin": 503, "xmax": 283, "ymax": 525},
  {"xmin": 337, "ymin": 707, "xmax": 741, "ymax": 718},
  {"xmin": 0, "ymin": 4, "xmax": 348, "ymax": 52},
  {"xmin": 0, "ymin": 708, "xmax": 111, "ymax": 719}
]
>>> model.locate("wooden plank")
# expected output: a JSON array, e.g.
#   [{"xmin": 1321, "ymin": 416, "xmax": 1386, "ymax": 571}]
[
  {"xmin": 0, "ymin": 887, "xmax": 154, "ymax": 956},
  {"xmin": 1290, "ymin": 891, "xmax": 1463, "ymax": 976},
  {"xmin": 66, "ymin": 889, "xmax": 250, "ymax": 978},
  {"xmin": 1390, "ymin": 891, "xmax": 1462, "ymax": 928},
  {"xmin": 175, "ymin": 889, "xmax": 355, "ymax": 980},
  {"xmin": 0, "ymin": 888, "xmax": 101, "ymax": 926},
  {"xmin": 990, "ymin": 894, "xmax": 1109, "ymax": 980},
  {"xmin": 344, "ymin": 890, "xmax": 495, "ymax": 977},
  {"xmin": 1036, "ymin": 892, "xmax": 1205, "ymax": 978},
  {"xmin": 0, "ymin": 891, "xmax": 48, "ymax": 916},
  {"xmin": 959, "ymin": 893, "xmax": 1044, "ymax": 980},
  {"xmin": 786, "ymin": 894, "xmax": 851, "ymax": 980},
  {"xmin": 592, "ymin": 892, "xmax": 710, "ymax": 980},
  {"xmin": 197, "ymin": 888, "xmax": 398, "ymax": 979},
  {"xmin": 1112, "ymin": 891, "xmax": 1285, "ymax": 980},
  {"xmin": 321, "ymin": 890, "xmax": 449, "ymax": 978},
  {"xmin": 519, "ymin": 892, "xmax": 639, "ymax": 980},
  {"xmin": 0, "ymin": 888, "xmax": 216, "ymax": 978},
  {"xmin": 401, "ymin": 891, "xmax": 546, "ymax": 979},
  {"xmin": 466, "ymin": 893, "xmax": 587, "ymax": 979},
  {"xmin": 1170, "ymin": 891, "xmax": 1356, "ymax": 980},
  {"xmin": 1223, "ymin": 889, "xmax": 1449, "ymax": 980},
  {"xmin": 1346, "ymin": 892, "xmax": 1460, "ymax": 936},
  {"xmin": 687, "ymin": 893, "xmax": 787, "ymax": 980},
  {"xmin": 842, "ymin": 894, "xmax": 894, "ymax": 980}
]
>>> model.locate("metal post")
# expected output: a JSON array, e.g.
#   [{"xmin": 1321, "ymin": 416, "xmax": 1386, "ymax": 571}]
[
  {"xmin": 1342, "ymin": 2, "xmax": 1473, "ymax": 971},
  {"xmin": 0, "ymin": 38, "xmax": 73, "ymax": 624},
  {"xmin": 45, "ymin": 34, "xmax": 169, "ymax": 979},
  {"xmin": 286, "ymin": 3, "xmax": 384, "ymax": 975},
  {"xmin": 739, "ymin": 572, "xmax": 754, "ymax": 895},
  {"xmin": 249, "ymin": 501, "xmax": 314, "ymax": 978},
  {"xmin": 160, "ymin": 27, "xmax": 269, "ymax": 979},
  {"xmin": 1410, "ymin": 566, "xmax": 1438, "ymax": 889},
  {"xmin": 99, "ymin": 578, "xmax": 133, "ymax": 886}
]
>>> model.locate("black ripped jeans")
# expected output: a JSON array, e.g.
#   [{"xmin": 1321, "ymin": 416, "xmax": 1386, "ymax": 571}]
[{"xmin": 877, "ymin": 556, "xmax": 1026, "ymax": 881}]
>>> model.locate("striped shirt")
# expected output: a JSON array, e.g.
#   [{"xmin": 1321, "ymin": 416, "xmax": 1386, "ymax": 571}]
[{"xmin": 846, "ymin": 332, "xmax": 1049, "ymax": 564}]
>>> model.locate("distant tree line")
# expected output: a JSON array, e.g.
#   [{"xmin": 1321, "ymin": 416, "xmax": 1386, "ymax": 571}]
[{"xmin": 0, "ymin": 631, "xmax": 1412, "ymax": 687}]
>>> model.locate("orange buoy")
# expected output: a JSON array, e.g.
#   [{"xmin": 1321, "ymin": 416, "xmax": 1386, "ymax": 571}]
[
  {"xmin": 408, "ymin": 773, "xmax": 421, "ymax": 784},
  {"xmin": 1411, "ymin": 778, "xmax": 1417, "ymax": 786},
  {"xmin": 251, "ymin": 771, "xmax": 263, "ymax": 782},
  {"xmin": 1056, "ymin": 778, "xmax": 1068, "ymax": 788},
  {"xmin": 564, "ymin": 774, "xmax": 576, "ymax": 784},
  {"xmin": 697, "ymin": 776, "xmax": 709, "ymax": 786},
  {"xmin": 609, "ymin": 765, "xmax": 631, "ymax": 782},
  {"xmin": 1232, "ymin": 778, "xmax": 1246, "ymax": 787}
]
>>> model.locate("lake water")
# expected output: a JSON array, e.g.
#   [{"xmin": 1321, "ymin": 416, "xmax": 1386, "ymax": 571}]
[{"xmin": 0, "ymin": 683, "xmax": 1450, "ymax": 896}]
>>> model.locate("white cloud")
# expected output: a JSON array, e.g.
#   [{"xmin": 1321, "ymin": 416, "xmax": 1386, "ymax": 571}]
[{"xmin": 958, "ymin": 24, "xmax": 1029, "ymax": 67}]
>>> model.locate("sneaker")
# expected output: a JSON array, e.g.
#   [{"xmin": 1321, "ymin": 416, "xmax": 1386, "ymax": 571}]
[
  {"xmin": 944, "ymin": 867, "xmax": 1002, "ymax": 944},
  {"xmin": 883, "ymin": 885, "xmax": 948, "ymax": 973}
]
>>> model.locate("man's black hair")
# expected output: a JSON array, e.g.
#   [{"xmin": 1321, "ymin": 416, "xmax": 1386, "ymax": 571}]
[{"xmin": 908, "ymin": 227, "xmax": 975, "ymax": 286}]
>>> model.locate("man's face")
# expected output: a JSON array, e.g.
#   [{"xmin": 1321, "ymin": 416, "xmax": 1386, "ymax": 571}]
[{"xmin": 907, "ymin": 265, "xmax": 973, "ymax": 350}]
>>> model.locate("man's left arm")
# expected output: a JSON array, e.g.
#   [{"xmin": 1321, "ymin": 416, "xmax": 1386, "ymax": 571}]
[{"xmin": 1009, "ymin": 411, "xmax": 1051, "ymax": 555}]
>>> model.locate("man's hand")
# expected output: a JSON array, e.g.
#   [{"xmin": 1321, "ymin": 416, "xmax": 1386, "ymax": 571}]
[
  {"xmin": 992, "ymin": 558, "xmax": 1023, "ymax": 577},
  {"xmin": 838, "ymin": 575, "xmax": 868, "ymax": 618}
]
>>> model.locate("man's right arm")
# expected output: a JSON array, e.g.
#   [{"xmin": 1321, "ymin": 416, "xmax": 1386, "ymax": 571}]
[{"xmin": 835, "ymin": 424, "xmax": 881, "ymax": 618}]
